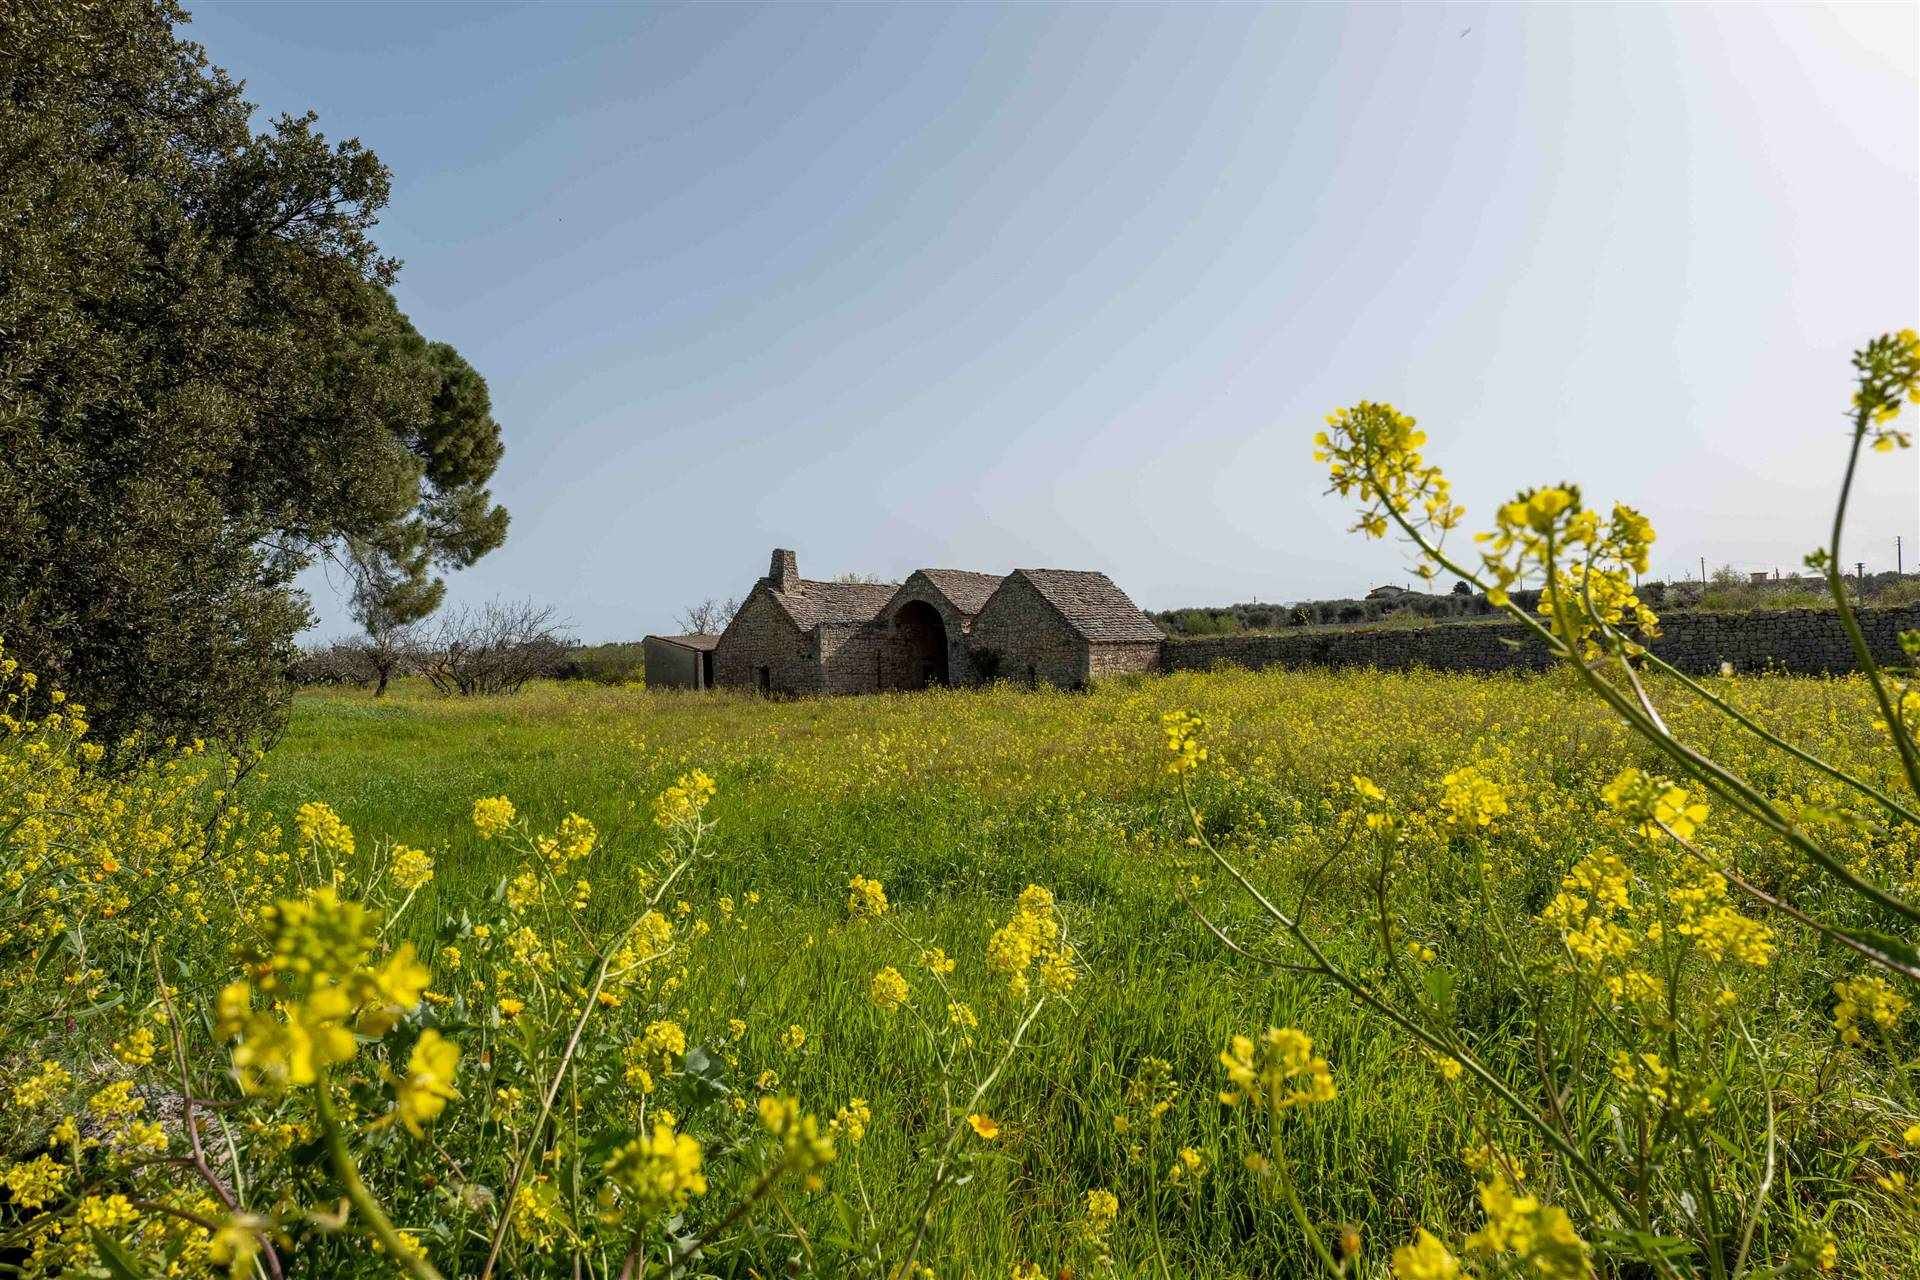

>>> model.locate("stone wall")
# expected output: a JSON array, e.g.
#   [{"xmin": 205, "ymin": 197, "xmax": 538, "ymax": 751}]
[
  {"xmin": 1087, "ymin": 641, "xmax": 1164, "ymax": 681},
  {"xmin": 1163, "ymin": 606, "xmax": 1920, "ymax": 678},
  {"xmin": 713, "ymin": 590, "xmax": 819, "ymax": 694},
  {"xmin": 969, "ymin": 575, "xmax": 1088, "ymax": 688},
  {"xmin": 818, "ymin": 621, "xmax": 889, "ymax": 694}
]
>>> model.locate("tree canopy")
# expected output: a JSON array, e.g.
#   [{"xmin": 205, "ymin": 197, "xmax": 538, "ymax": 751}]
[{"xmin": 0, "ymin": 0, "xmax": 508, "ymax": 747}]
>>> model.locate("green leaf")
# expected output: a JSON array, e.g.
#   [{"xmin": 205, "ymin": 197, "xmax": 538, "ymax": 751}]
[
  {"xmin": 90, "ymin": 1231, "xmax": 150, "ymax": 1280},
  {"xmin": 1421, "ymin": 965, "xmax": 1457, "ymax": 1021},
  {"xmin": 1840, "ymin": 926, "xmax": 1920, "ymax": 971}
]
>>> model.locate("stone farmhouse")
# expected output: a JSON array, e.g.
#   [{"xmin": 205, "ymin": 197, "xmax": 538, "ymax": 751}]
[{"xmin": 650, "ymin": 549, "xmax": 1163, "ymax": 694}]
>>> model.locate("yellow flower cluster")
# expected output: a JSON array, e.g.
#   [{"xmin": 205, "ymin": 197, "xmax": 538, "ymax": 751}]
[
  {"xmin": 1611, "ymin": 1049, "xmax": 1713, "ymax": 1119},
  {"xmin": 1437, "ymin": 765, "xmax": 1508, "ymax": 829},
  {"xmin": 1833, "ymin": 975, "xmax": 1910, "ymax": 1047},
  {"xmin": 624, "ymin": 1019, "xmax": 686, "ymax": 1091},
  {"xmin": 1602, "ymin": 768, "xmax": 1709, "ymax": 841},
  {"xmin": 1, "ymin": 1153, "xmax": 66, "ymax": 1210},
  {"xmin": 1160, "ymin": 709, "xmax": 1208, "ymax": 774},
  {"xmin": 12, "ymin": 1061, "xmax": 73, "ymax": 1110},
  {"xmin": 602, "ymin": 1117, "xmax": 707, "ymax": 1215},
  {"xmin": 758, "ymin": 1095, "xmax": 837, "ymax": 1190},
  {"xmin": 1392, "ymin": 1228, "xmax": 1462, "ymax": 1280},
  {"xmin": 1668, "ymin": 869, "xmax": 1774, "ymax": 967},
  {"xmin": 295, "ymin": 801, "xmax": 356, "ymax": 858},
  {"xmin": 389, "ymin": 843, "xmax": 435, "ymax": 891},
  {"xmin": 1316, "ymin": 400, "xmax": 1659, "ymax": 658},
  {"xmin": 1218, "ymin": 1027, "xmax": 1336, "ymax": 1112},
  {"xmin": 538, "ymin": 813, "xmax": 597, "ymax": 873},
  {"xmin": 846, "ymin": 873, "xmax": 889, "ymax": 920},
  {"xmin": 652, "ymin": 769, "xmax": 716, "ymax": 831},
  {"xmin": 471, "ymin": 794, "xmax": 516, "ymax": 839},
  {"xmin": 1464, "ymin": 1175, "xmax": 1591, "ymax": 1280},
  {"xmin": 869, "ymin": 964, "xmax": 910, "ymax": 1011},
  {"xmin": 831, "ymin": 1097, "xmax": 872, "ymax": 1145},
  {"xmin": 985, "ymin": 885, "xmax": 1078, "ymax": 998},
  {"xmin": 1851, "ymin": 328, "xmax": 1920, "ymax": 451},
  {"xmin": 1314, "ymin": 402, "xmax": 1460, "ymax": 556},
  {"xmin": 217, "ymin": 886, "xmax": 432, "ymax": 1094},
  {"xmin": 1082, "ymin": 1187, "xmax": 1118, "ymax": 1236},
  {"xmin": 385, "ymin": 1029, "xmax": 461, "ymax": 1137}
]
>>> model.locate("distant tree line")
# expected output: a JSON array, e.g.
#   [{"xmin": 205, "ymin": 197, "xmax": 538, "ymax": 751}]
[{"xmin": 1155, "ymin": 572, "xmax": 1920, "ymax": 638}]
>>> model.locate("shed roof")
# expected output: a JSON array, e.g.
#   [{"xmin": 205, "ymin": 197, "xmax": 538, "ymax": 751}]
[
  {"xmin": 649, "ymin": 633, "xmax": 720, "ymax": 652},
  {"xmin": 767, "ymin": 579, "xmax": 900, "ymax": 630},
  {"xmin": 1012, "ymin": 569, "xmax": 1166, "ymax": 643},
  {"xmin": 910, "ymin": 569, "xmax": 1006, "ymax": 615}
]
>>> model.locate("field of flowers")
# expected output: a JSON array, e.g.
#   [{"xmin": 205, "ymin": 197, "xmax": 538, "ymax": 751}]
[
  {"xmin": 4, "ymin": 330, "xmax": 1914, "ymax": 1278},
  {"xmin": 1, "ymin": 659, "xmax": 1910, "ymax": 1278}
]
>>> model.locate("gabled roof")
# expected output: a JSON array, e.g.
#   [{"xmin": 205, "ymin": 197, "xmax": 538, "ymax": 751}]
[
  {"xmin": 766, "ymin": 579, "xmax": 899, "ymax": 631},
  {"xmin": 907, "ymin": 569, "xmax": 1006, "ymax": 616},
  {"xmin": 648, "ymin": 633, "xmax": 720, "ymax": 651},
  {"xmin": 1010, "ymin": 569, "xmax": 1166, "ymax": 643}
]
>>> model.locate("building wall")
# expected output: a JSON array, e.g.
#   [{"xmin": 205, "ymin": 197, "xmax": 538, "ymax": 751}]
[
  {"xmin": 1086, "ymin": 641, "xmax": 1163, "ymax": 680},
  {"xmin": 1162, "ymin": 605, "xmax": 1920, "ymax": 678},
  {"xmin": 642, "ymin": 638, "xmax": 701, "ymax": 690},
  {"xmin": 713, "ymin": 590, "xmax": 820, "ymax": 694},
  {"xmin": 968, "ymin": 576, "xmax": 1088, "ymax": 688},
  {"xmin": 818, "ymin": 622, "xmax": 887, "ymax": 695}
]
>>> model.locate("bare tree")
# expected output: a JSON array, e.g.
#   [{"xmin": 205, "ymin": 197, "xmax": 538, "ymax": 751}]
[
  {"xmin": 341, "ymin": 538, "xmax": 437, "ymax": 696},
  {"xmin": 833, "ymin": 572, "xmax": 886, "ymax": 584},
  {"xmin": 675, "ymin": 596, "xmax": 740, "ymax": 635},
  {"xmin": 417, "ymin": 599, "xmax": 573, "ymax": 697},
  {"xmin": 291, "ymin": 640, "xmax": 379, "ymax": 689}
]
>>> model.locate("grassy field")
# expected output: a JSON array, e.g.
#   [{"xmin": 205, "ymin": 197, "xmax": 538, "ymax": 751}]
[{"xmin": 250, "ymin": 668, "xmax": 1911, "ymax": 1276}]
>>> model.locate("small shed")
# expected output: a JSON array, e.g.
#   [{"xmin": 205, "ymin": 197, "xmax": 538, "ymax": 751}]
[{"xmin": 643, "ymin": 634, "xmax": 720, "ymax": 690}]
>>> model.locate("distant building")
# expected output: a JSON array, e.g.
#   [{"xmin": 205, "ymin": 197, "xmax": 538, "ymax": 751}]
[
  {"xmin": 642, "ymin": 633, "xmax": 719, "ymax": 690},
  {"xmin": 710, "ymin": 549, "xmax": 1163, "ymax": 695}
]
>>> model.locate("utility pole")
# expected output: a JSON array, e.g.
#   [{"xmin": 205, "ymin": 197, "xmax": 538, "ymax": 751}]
[
  {"xmin": 1899, "ymin": 535, "xmax": 1904, "ymax": 576},
  {"xmin": 1699, "ymin": 556, "xmax": 1706, "ymax": 583}
]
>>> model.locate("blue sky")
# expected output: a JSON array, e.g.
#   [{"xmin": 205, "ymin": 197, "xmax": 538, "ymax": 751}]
[{"xmin": 187, "ymin": 3, "xmax": 1918, "ymax": 641}]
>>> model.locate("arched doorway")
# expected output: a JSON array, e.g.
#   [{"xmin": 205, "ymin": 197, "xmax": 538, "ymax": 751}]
[{"xmin": 893, "ymin": 600, "xmax": 949, "ymax": 689}]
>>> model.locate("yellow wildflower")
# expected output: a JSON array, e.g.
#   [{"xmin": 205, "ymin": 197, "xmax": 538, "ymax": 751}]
[
  {"xmin": 389, "ymin": 844, "xmax": 435, "ymax": 891},
  {"xmin": 472, "ymin": 795, "xmax": 516, "ymax": 839},
  {"xmin": 847, "ymin": 873, "xmax": 889, "ymax": 919},
  {"xmin": 604, "ymin": 1117, "xmax": 707, "ymax": 1214},
  {"xmin": 387, "ymin": 1029, "xmax": 461, "ymax": 1137},
  {"xmin": 1219, "ymin": 1027, "xmax": 1337, "ymax": 1111},
  {"xmin": 1393, "ymin": 1228, "xmax": 1462, "ymax": 1280},
  {"xmin": 869, "ymin": 965, "xmax": 910, "ymax": 1011}
]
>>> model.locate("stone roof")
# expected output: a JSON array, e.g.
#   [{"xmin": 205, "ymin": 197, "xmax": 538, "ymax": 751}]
[
  {"xmin": 649, "ymin": 633, "xmax": 720, "ymax": 651},
  {"xmin": 768, "ymin": 579, "xmax": 900, "ymax": 630},
  {"xmin": 1012, "ymin": 569, "xmax": 1166, "ymax": 643},
  {"xmin": 913, "ymin": 569, "xmax": 1006, "ymax": 615}
]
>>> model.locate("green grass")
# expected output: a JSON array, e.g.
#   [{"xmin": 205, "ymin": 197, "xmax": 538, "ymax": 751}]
[{"xmin": 252, "ymin": 670, "xmax": 1909, "ymax": 1276}]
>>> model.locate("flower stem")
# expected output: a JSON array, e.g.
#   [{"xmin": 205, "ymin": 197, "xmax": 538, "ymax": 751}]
[{"xmin": 312, "ymin": 1074, "xmax": 443, "ymax": 1280}]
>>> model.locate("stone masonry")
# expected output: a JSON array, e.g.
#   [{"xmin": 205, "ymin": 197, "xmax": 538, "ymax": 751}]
[{"xmin": 1163, "ymin": 605, "xmax": 1920, "ymax": 679}]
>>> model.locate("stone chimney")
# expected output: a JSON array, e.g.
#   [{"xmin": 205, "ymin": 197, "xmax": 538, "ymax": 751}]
[{"xmin": 768, "ymin": 548, "xmax": 798, "ymax": 589}]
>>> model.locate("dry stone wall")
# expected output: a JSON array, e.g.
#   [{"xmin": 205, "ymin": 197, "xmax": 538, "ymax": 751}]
[
  {"xmin": 1163, "ymin": 606, "xmax": 1920, "ymax": 678},
  {"xmin": 1087, "ymin": 641, "xmax": 1164, "ymax": 680}
]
